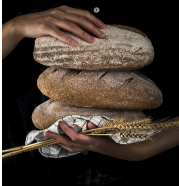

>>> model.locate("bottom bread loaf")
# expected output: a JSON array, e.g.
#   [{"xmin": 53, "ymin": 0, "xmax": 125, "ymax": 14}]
[{"xmin": 32, "ymin": 99, "xmax": 146, "ymax": 130}]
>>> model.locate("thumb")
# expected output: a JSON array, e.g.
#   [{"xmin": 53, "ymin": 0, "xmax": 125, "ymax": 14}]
[{"xmin": 87, "ymin": 122, "xmax": 97, "ymax": 129}]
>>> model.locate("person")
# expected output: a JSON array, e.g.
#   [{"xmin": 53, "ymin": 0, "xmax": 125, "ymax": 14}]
[{"xmin": 2, "ymin": 2, "xmax": 179, "ymax": 186}]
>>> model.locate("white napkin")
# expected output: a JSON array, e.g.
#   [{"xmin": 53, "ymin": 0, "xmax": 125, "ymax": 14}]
[{"xmin": 25, "ymin": 115, "xmax": 160, "ymax": 158}]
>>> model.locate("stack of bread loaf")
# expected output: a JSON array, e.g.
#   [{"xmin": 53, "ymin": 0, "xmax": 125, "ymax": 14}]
[{"xmin": 32, "ymin": 24, "xmax": 163, "ymax": 134}]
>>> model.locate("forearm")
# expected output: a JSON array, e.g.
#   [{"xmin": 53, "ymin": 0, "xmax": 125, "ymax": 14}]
[
  {"xmin": 138, "ymin": 128, "xmax": 179, "ymax": 159},
  {"xmin": 90, "ymin": 136, "xmax": 142, "ymax": 161},
  {"xmin": 2, "ymin": 18, "xmax": 25, "ymax": 60},
  {"xmin": 91, "ymin": 128, "xmax": 179, "ymax": 161}
]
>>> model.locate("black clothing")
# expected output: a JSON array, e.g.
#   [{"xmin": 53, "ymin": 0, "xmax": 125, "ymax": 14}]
[{"xmin": 3, "ymin": 1, "xmax": 179, "ymax": 186}]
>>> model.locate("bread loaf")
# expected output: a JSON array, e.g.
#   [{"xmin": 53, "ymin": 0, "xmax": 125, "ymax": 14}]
[
  {"xmin": 37, "ymin": 66, "xmax": 163, "ymax": 110},
  {"xmin": 32, "ymin": 99, "xmax": 146, "ymax": 129},
  {"xmin": 33, "ymin": 24, "xmax": 154, "ymax": 71}
]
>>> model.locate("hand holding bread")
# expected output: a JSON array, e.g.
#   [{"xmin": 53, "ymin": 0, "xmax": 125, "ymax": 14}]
[
  {"xmin": 3, "ymin": 5, "xmax": 107, "ymax": 60},
  {"xmin": 11, "ymin": 5, "xmax": 106, "ymax": 46},
  {"xmin": 3, "ymin": 4, "xmax": 179, "ymax": 162},
  {"xmin": 43, "ymin": 121, "xmax": 100, "ymax": 153},
  {"xmin": 33, "ymin": 25, "xmax": 154, "ymax": 71}
]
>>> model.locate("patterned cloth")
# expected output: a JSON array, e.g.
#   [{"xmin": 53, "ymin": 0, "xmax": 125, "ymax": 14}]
[{"xmin": 25, "ymin": 115, "xmax": 160, "ymax": 158}]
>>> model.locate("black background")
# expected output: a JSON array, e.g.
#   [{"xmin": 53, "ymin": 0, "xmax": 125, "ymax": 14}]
[{"xmin": 2, "ymin": 0, "xmax": 179, "ymax": 186}]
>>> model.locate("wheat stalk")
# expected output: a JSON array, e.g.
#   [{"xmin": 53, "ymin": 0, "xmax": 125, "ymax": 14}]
[
  {"xmin": 88, "ymin": 131, "xmax": 153, "ymax": 141},
  {"xmin": 2, "ymin": 131, "xmax": 153, "ymax": 159},
  {"xmin": 2, "ymin": 116, "xmax": 179, "ymax": 159},
  {"xmin": 2, "ymin": 145, "xmax": 26, "ymax": 153},
  {"xmin": 2, "ymin": 139, "xmax": 57, "ymax": 159},
  {"xmin": 80, "ymin": 118, "xmax": 179, "ymax": 134},
  {"xmin": 80, "ymin": 118, "xmax": 152, "ymax": 134}
]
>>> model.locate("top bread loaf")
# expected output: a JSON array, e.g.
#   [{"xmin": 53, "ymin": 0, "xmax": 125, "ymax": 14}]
[{"xmin": 33, "ymin": 24, "xmax": 154, "ymax": 71}]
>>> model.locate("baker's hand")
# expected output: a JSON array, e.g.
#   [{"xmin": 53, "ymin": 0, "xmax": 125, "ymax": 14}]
[
  {"xmin": 44, "ymin": 121, "xmax": 104, "ymax": 153},
  {"xmin": 11, "ymin": 5, "xmax": 106, "ymax": 46}
]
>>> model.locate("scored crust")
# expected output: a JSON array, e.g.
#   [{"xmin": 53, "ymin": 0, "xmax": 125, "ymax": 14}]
[{"xmin": 37, "ymin": 66, "xmax": 163, "ymax": 110}]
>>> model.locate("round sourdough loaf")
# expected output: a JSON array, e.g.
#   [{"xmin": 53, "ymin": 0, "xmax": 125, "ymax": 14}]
[
  {"xmin": 33, "ymin": 24, "xmax": 154, "ymax": 71},
  {"xmin": 32, "ymin": 99, "xmax": 146, "ymax": 129},
  {"xmin": 37, "ymin": 66, "xmax": 163, "ymax": 110}
]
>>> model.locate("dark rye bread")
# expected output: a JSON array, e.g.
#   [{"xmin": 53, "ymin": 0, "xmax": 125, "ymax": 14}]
[
  {"xmin": 32, "ymin": 99, "xmax": 146, "ymax": 129},
  {"xmin": 37, "ymin": 66, "xmax": 163, "ymax": 110},
  {"xmin": 33, "ymin": 24, "xmax": 154, "ymax": 71}
]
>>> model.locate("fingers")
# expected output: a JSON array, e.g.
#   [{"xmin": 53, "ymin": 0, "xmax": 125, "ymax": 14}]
[
  {"xmin": 14, "ymin": 5, "xmax": 107, "ymax": 46},
  {"xmin": 46, "ymin": 25, "xmax": 79, "ymax": 46},
  {"xmin": 50, "ymin": 10, "xmax": 105, "ymax": 38},
  {"xmin": 87, "ymin": 122, "xmax": 97, "ymax": 129},
  {"xmin": 43, "ymin": 122, "xmax": 93, "ymax": 146},
  {"xmin": 58, "ymin": 143, "xmax": 87, "ymax": 153},
  {"xmin": 44, "ymin": 131, "xmax": 88, "ymax": 152},
  {"xmin": 53, "ymin": 13, "xmax": 105, "ymax": 38},
  {"xmin": 47, "ymin": 6, "xmax": 106, "ymax": 43},
  {"xmin": 43, "ymin": 122, "xmax": 101, "ymax": 152},
  {"xmin": 58, "ymin": 5, "xmax": 107, "ymax": 29},
  {"xmin": 50, "ymin": 18, "xmax": 96, "ymax": 44},
  {"xmin": 44, "ymin": 131, "xmax": 72, "ymax": 143},
  {"xmin": 58, "ymin": 122, "xmax": 94, "ymax": 145}
]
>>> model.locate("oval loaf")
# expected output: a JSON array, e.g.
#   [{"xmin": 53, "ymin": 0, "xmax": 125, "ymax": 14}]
[
  {"xmin": 32, "ymin": 99, "xmax": 146, "ymax": 129},
  {"xmin": 33, "ymin": 24, "xmax": 154, "ymax": 71},
  {"xmin": 37, "ymin": 66, "xmax": 163, "ymax": 110}
]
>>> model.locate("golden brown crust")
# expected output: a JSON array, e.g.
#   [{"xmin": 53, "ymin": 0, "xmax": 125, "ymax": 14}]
[
  {"xmin": 37, "ymin": 66, "xmax": 163, "ymax": 110},
  {"xmin": 32, "ymin": 99, "xmax": 146, "ymax": 129}
]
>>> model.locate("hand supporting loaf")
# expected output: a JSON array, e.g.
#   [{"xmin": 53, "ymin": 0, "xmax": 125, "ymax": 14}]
[
  {"xmin": 44, "ymin": 121, "xmax": 98, "ymax": 153},
  {"xmin": 44, "ymin": 118, "xmax": 179, "ymax": 161},
  {"xmin": 2, "ymin": 5, "xmax": 106, "ymax": 59}
]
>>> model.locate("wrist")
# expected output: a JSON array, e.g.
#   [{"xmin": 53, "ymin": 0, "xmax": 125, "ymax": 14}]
[
  {"xmin": 10, "ymin": 17, "xmax": 25, "ymax": 41},
  {"xmin": 87, "ymin": 136, "xmax": 145, "ymax": 161},
  {"xmin": 2, "ymin": 18, "xmax": 25, "ymax": 59},
  {"xmin": 88, "ymin": 136, "xmax": 111, "ymax": 153}
]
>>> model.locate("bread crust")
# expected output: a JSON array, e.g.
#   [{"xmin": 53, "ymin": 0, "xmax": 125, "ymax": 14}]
[
  {"xmin": 33, "ymin": 24, "xmax": 154, "ymax": 71},
  {"xmin": 32, "ymin": 99, "xmax": 146, "ymax": 129},
  {"xmin": 37, "ymin": 66, "xmax": 163, "ymax": 110}
]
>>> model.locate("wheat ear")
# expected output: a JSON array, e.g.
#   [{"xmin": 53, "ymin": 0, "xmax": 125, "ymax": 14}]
[
  {"xmin": 80, "ymin": 118, "xmax": 179, "ymax": 134},
  {"xmin": 80, "ymin": 117, "xmax": 152, "ymax": 134},
  {"xmin": 103, "ymin": 131, "xmax": 153, "ymax": 142}
]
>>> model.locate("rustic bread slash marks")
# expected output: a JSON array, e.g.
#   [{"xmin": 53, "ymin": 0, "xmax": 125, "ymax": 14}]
[{"xmin": 37, "ymin": 66, "xmax": 163, "ymax": 110}]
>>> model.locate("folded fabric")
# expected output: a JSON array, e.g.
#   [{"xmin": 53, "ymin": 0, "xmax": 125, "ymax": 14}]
[{"xmin": 25, "ymin": 115, "xmax": 159, "ymax": 158}]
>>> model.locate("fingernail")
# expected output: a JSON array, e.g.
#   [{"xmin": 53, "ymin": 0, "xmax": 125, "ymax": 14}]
[
  {"xmin": 99, "ymin": 31, "xmax": 105, "ymax": 37},
  {"xmin": 58, "ymin": 121, "xmax": 64, "ymax": 128},
  {"xmin": 44, "ymin": 132, "xmax": 48, "ymax": 137},
  {"xmin": 72, "ymin": 40, "xmax": 78, "ymax": 45},
  {"xmin": 87, "ymin": 36, "xmax": 95, "ymax": 42},
  {"xmin": 100, "ymin": 23, "xmax": 107, "ymax": 29}
]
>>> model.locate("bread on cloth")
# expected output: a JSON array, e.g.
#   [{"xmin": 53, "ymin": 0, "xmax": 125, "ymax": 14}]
[
  {"xmin": 33, "ymin": 24, "xmax": 154, "ymax": 71},
  {"xmin": 32, "ymin": 99, "xmax": 146, "ymax": 130},
  {"xmin": 37, "ymin": 66, "xmax": 163, "ymax": 110}
]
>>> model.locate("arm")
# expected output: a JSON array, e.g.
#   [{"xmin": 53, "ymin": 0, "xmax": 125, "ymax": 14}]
[
  {"xmin": 2, "ymin": 5, "xmax": 106, "ymax": 60},
  {"xmin": 92, "ymin": 128, "xmax": 179, "ymax": 161},
  {"xmin": 44, "ymin": 121, "xmax": 179, "ymax": 161},
  {"xmin": 2, "ymin": 20, "xmax": 25, "ymax": 60}
]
